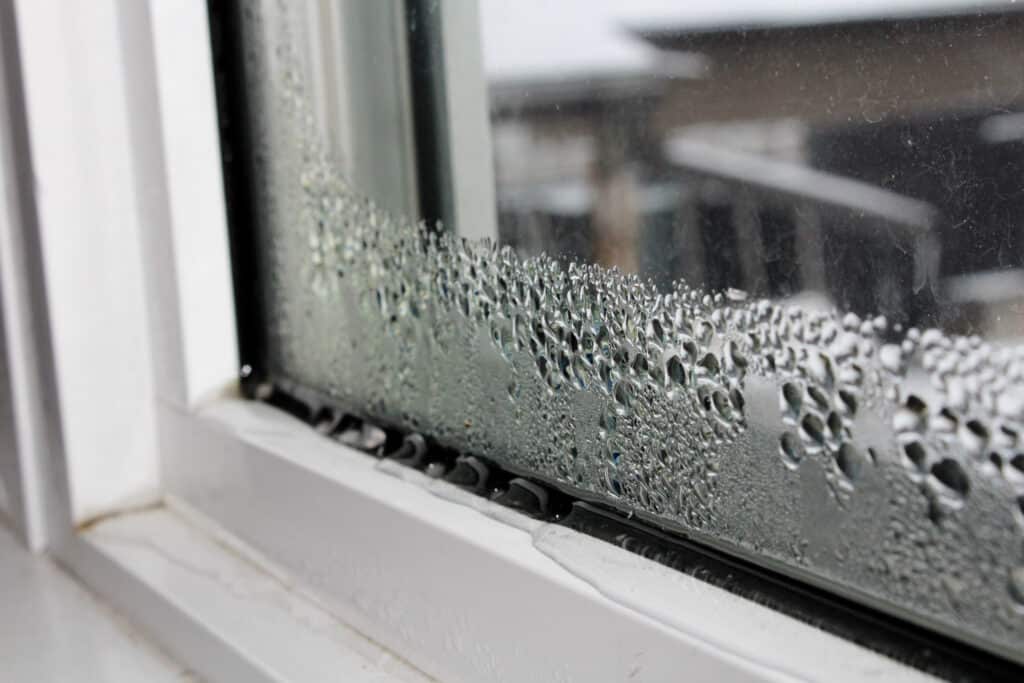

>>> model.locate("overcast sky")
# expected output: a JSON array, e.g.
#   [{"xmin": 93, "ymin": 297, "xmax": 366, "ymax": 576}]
[{"xmin": 478, "ymin": 0, "xmax": 1013, "ymax": 81}]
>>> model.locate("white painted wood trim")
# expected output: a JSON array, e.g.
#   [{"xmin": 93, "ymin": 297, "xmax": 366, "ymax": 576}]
[{"xmin": 0, "ymin": 0, "xmax": 73, "ymax": 550}]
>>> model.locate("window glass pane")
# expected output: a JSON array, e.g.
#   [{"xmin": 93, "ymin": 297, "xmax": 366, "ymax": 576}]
[
  {"xmin": 482, "ymin": 0, "xmax": 1024, "ymax": 335},
  {"xmin": 222, "ymin": 0, "xmax": 1024, "ymax": 665}
]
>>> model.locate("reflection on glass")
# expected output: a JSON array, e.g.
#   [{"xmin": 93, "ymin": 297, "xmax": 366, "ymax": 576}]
[{"xmin": 481, "ymin": 0, "xmax": 1024, "ymax": 337}]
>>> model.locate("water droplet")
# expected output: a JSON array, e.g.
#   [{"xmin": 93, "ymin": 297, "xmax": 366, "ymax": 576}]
[
  {"xmin": 712, "ymin": 390, "xmax": 733, "ymax": 420},
  {"xmin": 903, "ymin": 440, "xmax": 928, "ymax": 472},
  {"xmin": 727, "ymin": 340, "xmax": 749, "ymax": 371},
  {"xmin": 930, "ymin": 458, "xmax": 970, "ymax": 498},
  {"xmin": 807, "ymin": 353, "xmax": 835, "ymax": 388},
  {"xmin": 598, "ymin": 408, "xmax": 617, "ymax": 435},
  {"xmin": 729, "ymin": 388, "xmax": 746, "ymax": 415},
  {"xmin": 807, "ymin": 385, "xmax": 831, "ymax": 412},
  {"xmin": 894, "ymin": 395, "xmax": 928, "ymax": 434},
  {"xmin": 836, "ymin": 443, "xmax": 863, "ymax": 480},
  {"xmin": 800, "ymin": 413, "xmax": 826, "ymax": 447},
  {"xmin": 697, "ymin": 352, "xmax": 720, "ymax": 377},
  {"xmin": 879, "ymin": 344, "xmax": 904, "ymax": 375},
  {"xmin": 613, "ymin": 380, "xmax": 635, "ymax": 414},
  {"xmin": 666, "ymin": 355, "xmax": 687, "ymax": 387},
  {"xmin": 997, "ymin": 388, "xmax": 1024, "ymax": 422},
  {"xmin": 535, "ymin": 354, "xmax": 549, "ymax": 379},
  {"xmin": 826, "ymin": 411, "xmax": 843, "ymax": 440},
  {"xmin": 1008, "ymin": 567, "xmax": 1024, "ymax": 608},
  {"xmin": 781, "ymin": 381, "xmax": 802, "ymax": 418},
  {"xmin": 931, "ymin": 407, "xmax": 958, "ymax": 433},
  {"xmin": 779, "ymin": 432, "xmax": 803, "ymax": 470},
  {"xmin": 960, "ymin": 419, "xmax": 989, "ymax": 457},
  {"xmin": 837, "ymin": 389, "xmax": 858, "ymax": 417},
  {"xmin": 726, "ymin": 288, "xmax": 748, "ymax": 302}
]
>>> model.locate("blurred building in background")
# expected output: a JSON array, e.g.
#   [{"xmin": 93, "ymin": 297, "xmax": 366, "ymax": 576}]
[{"xmin": 482, "ymin": 1, "xmax": 1024, "ymax": 336}]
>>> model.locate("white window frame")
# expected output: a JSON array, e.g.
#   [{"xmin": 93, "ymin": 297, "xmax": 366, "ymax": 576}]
[{"xmin": 0, "ymin": 1, "xmax": 939, "ymax": 681}]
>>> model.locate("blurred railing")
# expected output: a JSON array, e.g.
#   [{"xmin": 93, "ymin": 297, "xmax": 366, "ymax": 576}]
[{"xmin": 664, "ymin": 140, "xmax": 942, "ymax": 327}]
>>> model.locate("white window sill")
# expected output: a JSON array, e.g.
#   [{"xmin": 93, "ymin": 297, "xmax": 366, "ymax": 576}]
[
  {"xmin": 0, "ymin": 516, "xmax": 190, "ymax": 682},
  {"xmin": 77, "ymin": 504, "xmax": 431, "ymax": 683},
  {"xmin": 59, "ymin": 397, "xmax": 934, "ymax": 683}
]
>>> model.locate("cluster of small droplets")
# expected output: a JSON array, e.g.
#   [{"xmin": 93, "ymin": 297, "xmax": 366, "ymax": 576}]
[
  {"xmin": 305, "ymin": 154, "xmax": 1024, "ymax": 532},
  {"xmin": 254, "ymin": 0, "xmax": 1024, "ymax": 648},
  {"xmin": 899, "ymin": 330, "xmax": 1024, "ymax": 523}
]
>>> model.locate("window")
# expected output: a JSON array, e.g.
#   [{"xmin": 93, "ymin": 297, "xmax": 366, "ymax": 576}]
[
  {"xmin": 5, "ymin": 0, "xmax": 1024, "ymax": 679},
  {"xmin": 211, "ymin": 0, "xmax": 1024, "ymax": 675}
]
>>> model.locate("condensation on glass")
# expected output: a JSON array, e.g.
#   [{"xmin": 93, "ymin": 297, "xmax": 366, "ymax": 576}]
[{"xmin": 234, "ymin": 0, "xmax": 1024, "ymax": 664}]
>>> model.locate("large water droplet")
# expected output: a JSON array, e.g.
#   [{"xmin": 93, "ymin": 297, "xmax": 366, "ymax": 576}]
[
  {"xmin": 835, "ymin": 443, "xmax": 863, "ymax": 481},
  {"xmin": 779, "ymin": 432, "xmax": 803, "ymax": 470},
  {"xmin": 1009, "ymin": 567, "xmax": 1024, "ymax": 608},
  {"xmin": 930, "ymin": 458, "xmax": 969, "ymax": 498},
  {"xmin": 780, "ymin": 381, "xmax": 802, "ymax": 418},
  {"xmin": 666, "ymin": 354, "xmax": 687, "ymax": 387},
  {"xmin": 613, "ymin": 380, "xmax": 636, "ymax": 414}
]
